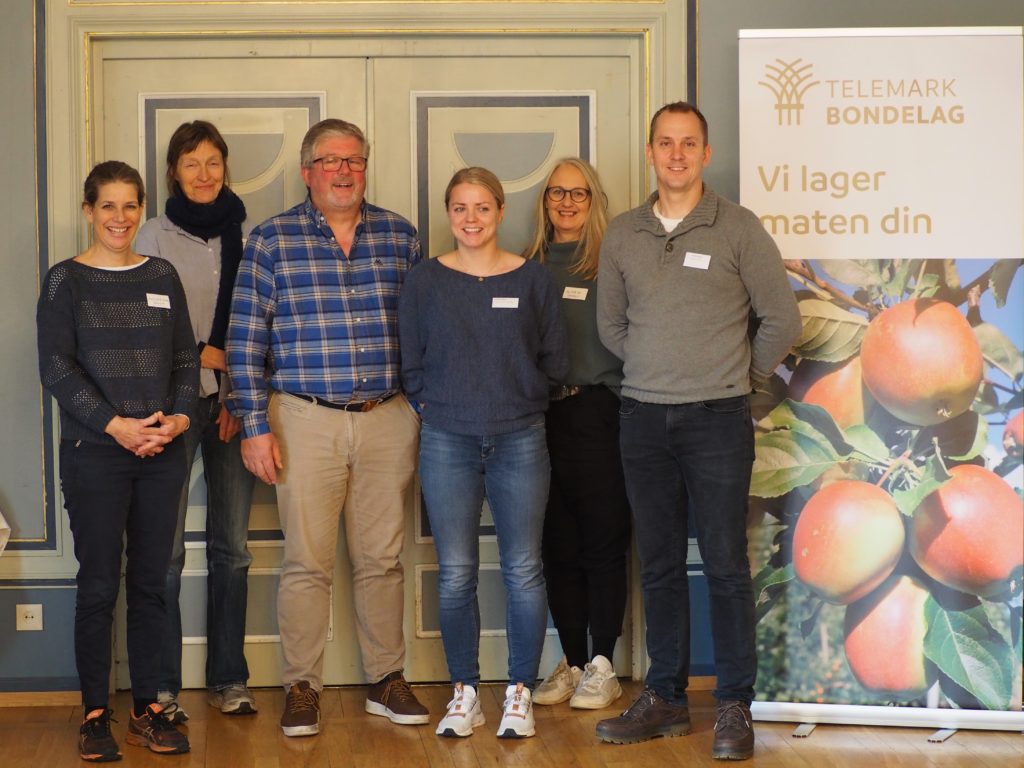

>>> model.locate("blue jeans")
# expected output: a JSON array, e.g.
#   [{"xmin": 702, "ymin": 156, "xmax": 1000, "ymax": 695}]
[
  {"xmin": 618, "ymin": 395, "xmax": 756, "ymax": 706},
  {"xmin": 418, "ymin": 421, "xmax": 550, "ymax": 689},
  {"xmin": 160, "ymin": 395, "xmax": 255, "ymax": 693}
]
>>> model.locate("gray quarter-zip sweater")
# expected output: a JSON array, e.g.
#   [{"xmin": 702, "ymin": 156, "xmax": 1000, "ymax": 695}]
[{"xmin": 596, "ymin": 186, "xmax": 800, "ymax": 404}]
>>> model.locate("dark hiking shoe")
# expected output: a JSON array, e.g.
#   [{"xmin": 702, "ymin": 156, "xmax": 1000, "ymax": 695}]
[
  {"xmin": 713, "ymin": 700, "xmax": 754, "ymax": 760},
  {"xmin": 595, "ymin": 687, "xmax": 691, "ymax": 744}
]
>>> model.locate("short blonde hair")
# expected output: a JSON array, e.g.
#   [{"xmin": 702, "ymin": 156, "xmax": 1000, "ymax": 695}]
[{"xmin": 444, "ymin": 167, "xmax": 505, "ymax": 209}]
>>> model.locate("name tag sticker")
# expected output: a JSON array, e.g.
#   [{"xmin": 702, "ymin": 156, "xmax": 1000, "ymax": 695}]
[
  {"xmin": 492, "ymin": 297, "xmax": 520, "ymax": 309},
  {"xmin": 147, "ymin": 293, "xmax": 171, "ymax": 309},
  {"xmin": 562, "ymin": 286, "xmax": 589, "ymax": 301},
  {"xmin": 683, "ymin": 252, "xmax": 711, "ymax": 270}
]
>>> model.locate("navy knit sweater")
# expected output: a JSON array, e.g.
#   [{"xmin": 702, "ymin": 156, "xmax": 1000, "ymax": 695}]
[
  {"xmin": 37, "ymin": 257, "xmax": 200, "ymax": 445},
  {"xmin": 398, "ymin": 257, "xmax": 568, "ymax": 436}
]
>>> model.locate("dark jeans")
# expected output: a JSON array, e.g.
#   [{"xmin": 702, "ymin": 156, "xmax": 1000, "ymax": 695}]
[
  {"xmin": 543, "ymin": 386, "xmax": 631, "ymax": 644},
  {"xmin": 618, "ymin": 395, "xmax": 756, "ymax": 706},
  {"xmin": 60, "ymin": 438, "xmax": 186, "ymax": 708},
  {"xmin": 160, "ymin": 395, "xmax": 255, "ymax": 693}
]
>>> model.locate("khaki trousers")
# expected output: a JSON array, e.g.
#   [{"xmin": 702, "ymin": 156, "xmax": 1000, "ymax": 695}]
[{"xmin": 269, "ymin": 391, "xmax": 419, "ymax": 689}]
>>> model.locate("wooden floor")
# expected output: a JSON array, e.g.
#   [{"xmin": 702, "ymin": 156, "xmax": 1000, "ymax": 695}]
[{"xmin": 2, "ymin": 681, "xmax": 1021, "ymax": 767}]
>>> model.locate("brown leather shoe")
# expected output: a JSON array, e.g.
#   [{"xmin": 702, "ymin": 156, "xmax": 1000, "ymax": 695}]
[
  {"xmin": 365, "ymin": 671, "xmax": 430, "ymax": 725},
  {"xmin": 712, "ymin": 700, "xmax": 754, "ymax": 760},
  {"xmin": 595, "ymin": 688, "xmax": 691, "ymax": 744},
  {"xmin": 280, "ymin": 681, "xmax": 320, "ymax": 737}
]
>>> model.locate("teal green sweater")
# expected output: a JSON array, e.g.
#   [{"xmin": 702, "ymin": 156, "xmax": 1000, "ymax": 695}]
[{"xmin": 542, "ymin": 241, "xmax": 623, "ymax": 389}]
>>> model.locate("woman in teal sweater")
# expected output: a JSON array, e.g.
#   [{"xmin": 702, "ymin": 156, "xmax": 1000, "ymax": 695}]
[{"xmin": 523, "ymin": 158, "xmax": 631, "ymax": 711}]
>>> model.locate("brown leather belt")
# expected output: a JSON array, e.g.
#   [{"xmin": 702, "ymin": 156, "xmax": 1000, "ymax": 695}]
[{"xmin": 287, "ymin": 391, "xmax": 397, "ymax": 412}]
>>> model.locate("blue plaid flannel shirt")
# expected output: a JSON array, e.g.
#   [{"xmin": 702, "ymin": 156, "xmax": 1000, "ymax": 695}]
[{"xmin": 226, "ymin": 197, "xmax": 422, "ymax": 438}]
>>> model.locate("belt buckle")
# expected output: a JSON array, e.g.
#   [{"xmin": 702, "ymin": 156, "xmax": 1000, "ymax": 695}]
[{"xmin": 550, "ymin": 384, "xmax": 582, "ymax": 402}]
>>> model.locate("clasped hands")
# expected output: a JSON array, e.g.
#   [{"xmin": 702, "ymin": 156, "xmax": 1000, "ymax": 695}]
[{"xmin": 105, "ymin": 412, "xmax": 190, "ymax": 457}]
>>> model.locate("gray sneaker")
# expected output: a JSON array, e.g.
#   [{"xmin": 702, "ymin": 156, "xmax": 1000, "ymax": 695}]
[
  {"xmin": 209, "ymin": 683, "xmax": 258, "ymax": 715},
  {"xmin": 156, "ymin": 691, "xmax": 188, "ymax": 725}
]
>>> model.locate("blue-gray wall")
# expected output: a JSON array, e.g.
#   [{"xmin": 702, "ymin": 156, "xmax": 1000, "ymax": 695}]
[{"xmin": 2, "ymin": 0, "xmax": 1021, "ymax": 693}]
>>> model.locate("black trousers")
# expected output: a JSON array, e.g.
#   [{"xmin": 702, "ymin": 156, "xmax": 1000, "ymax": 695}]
[
  {"xmin": 59, "ymin": 438, "xmax": 186, "ymax": 707},
  {"xmin": 542, "ymin": 386, "xmax": 631, "ymax": 642}
]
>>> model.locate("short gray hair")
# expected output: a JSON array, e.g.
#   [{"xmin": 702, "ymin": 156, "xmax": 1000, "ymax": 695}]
[{"xmin": 300, "ymin": 119, "xmax": 369, "ymax": 167}]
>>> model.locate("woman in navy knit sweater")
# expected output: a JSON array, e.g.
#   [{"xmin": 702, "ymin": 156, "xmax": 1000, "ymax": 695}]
[
  {"xmin": 399, "ymin": 167, "xmax": 568, "ymax": 740},
  {"xmin": 37, "ymin": 161, "xmax": 198, "ymax": 761}
]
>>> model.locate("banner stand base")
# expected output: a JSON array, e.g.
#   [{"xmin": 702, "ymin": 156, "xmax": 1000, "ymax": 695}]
[{"xmin": 752, "ymin": 701, "xmax": 1024, "ymax": 733}]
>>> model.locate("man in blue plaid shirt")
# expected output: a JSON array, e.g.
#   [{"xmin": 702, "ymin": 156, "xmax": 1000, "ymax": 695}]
[{"xmin": 226, "ymin": 119, "xmax": 428, "ymax": 737}]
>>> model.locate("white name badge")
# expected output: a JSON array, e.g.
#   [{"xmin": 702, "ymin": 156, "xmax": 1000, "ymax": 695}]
[
  {"xmin": 147, "ymin": 293, "xmax": 171, "ymax": 309},
  {"xmin": 492, "ymin": 297, "xmax": 520, "ymax": 309},
  {"xmin": 562, "ymin": 286, "xmax": 589, "ymax": 301},
  {"xmin": 683, "ymin": 251, "xmax": 711, "ymax": 270}
]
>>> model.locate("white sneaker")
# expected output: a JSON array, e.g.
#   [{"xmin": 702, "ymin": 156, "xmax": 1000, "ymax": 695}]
[
  {"xmin": 436, "ymin": 685, "xmax": 485, "ymax": 738},
  {"xmin": 497, "ymin": 684, "xmax": 535, "ymax": 739},
  {"xmin": 532, "ymin": 656, "xmax": 583, "ymax": 705},
  {"xmin": 570, "ymin": 654, "xmax": 623, "ymax": 710}
]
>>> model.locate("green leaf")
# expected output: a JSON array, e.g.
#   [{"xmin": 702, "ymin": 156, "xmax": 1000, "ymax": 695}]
[
  {"xmin": 925, "ymin": 596, "xmax": 1014, "ymax": 710},
  {"xmin": 883, "ymin": 259, "xmax": 924, "ymax": 299},
  {"xmin": 944, "ymin": 413, "xmax": 989, "ymax": 462},
  {"xmin": 794, "ymin": 300, "xmax": 868, "ymax": 363},
  {"xmin": 892, "ymin": 455, "xmax": 951, "ymax": 517},
  {"xmin": 752, "ymin": 429, "xmax": 843, "ymax": 498},
  {"xmin": 988, "ymin": 259, "xmax": 1022, "ymax": 308},
  {"xmin": 816, "ymin": 259, "xmax": 885, "ymax": 288},
  {"xmin": 913, "ymin": 272, "xmax": 941, "ymax": 299},
  {"xmin": 974, "ymin": 322, "xmax": 1024, "ymax": 382},
  {"xmin": 753, "ymin": 563, "xmax": 795, "ymax": 623},
  {"xmin": 760, "ymin": 399, "xmax": 855, "ymax": 455},
  {"xmin": 940, "ymin": 259, "xmax": 962, "ymax": 291},
  {"xmin": 843, "ymin": 424, "xmax": 890, "ymax": 462},
  {"xmin": 749, "ymin": 373, "xmax": 789, "ymax": 423}
]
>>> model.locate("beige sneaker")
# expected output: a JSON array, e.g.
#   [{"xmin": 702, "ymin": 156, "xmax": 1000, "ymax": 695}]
[
  {"xmin": 570, "ymin": 654, "xmax": 623, "ymax": 709},
  {"xmin": 532, "ymin": 656, "xmax": 583, "ymax": 705}
]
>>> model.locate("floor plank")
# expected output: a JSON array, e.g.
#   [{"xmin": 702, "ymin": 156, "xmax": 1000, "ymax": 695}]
[{"xmin": 0, "ymin": 683, "xmax": 1020, "ymax": 767}]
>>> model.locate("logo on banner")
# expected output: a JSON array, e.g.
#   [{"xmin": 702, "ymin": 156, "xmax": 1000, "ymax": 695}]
[{"xmin": 759, "ymin": 58, "xmax": 820, "ymax": 126}]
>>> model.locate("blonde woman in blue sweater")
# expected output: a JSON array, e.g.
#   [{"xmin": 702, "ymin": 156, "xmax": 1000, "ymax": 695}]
[{"xmin": 399, "ymin": 167, "xmax": 568, "ymax": 740}]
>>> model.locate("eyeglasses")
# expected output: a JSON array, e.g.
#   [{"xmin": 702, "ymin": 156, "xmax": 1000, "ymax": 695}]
[
  {"xmin": 310, "ymin": 155, "xmax": 368, "ymax": 172},
  {"xmin": 545, "ymin": 186, "xmax": 592, "ymax": 203}
]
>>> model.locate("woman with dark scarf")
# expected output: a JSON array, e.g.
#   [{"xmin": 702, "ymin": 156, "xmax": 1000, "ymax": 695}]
[{"xmin": 136, "ymin": 120, "xmax": 257, "ymax": 721}]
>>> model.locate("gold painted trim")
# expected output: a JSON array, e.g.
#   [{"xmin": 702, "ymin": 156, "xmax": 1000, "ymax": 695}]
[
  {"xmin": 71, "ymin": 1, "xmax": 662, "ymax": 6},
  {"xmin": 21, "ymin": 0, "xmax": 50, "ymax": 546},
  {"xmin": 83, "ymin": 25, "xmax": 652, "ymax": 180},
  {"xmin": 694, "ymin": 0, "xmax": 700, "ymax": 103}
]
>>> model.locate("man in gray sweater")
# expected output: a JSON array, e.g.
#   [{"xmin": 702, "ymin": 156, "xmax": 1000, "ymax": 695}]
[{"xmin": 594, "ymin": 102, "xmax": 801, "ymax": 760}]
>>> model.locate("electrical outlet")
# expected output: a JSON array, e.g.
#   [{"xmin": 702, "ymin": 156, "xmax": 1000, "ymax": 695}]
[{"xmin": 16, "ymin": 603, "xmax": 43, "ymax": 631}]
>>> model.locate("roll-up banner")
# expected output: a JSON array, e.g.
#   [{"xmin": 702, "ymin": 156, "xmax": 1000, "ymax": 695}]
[{"xmin": 739, "ymin": 27, "xmax": 1023, "ymax": 731}]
